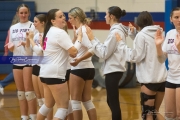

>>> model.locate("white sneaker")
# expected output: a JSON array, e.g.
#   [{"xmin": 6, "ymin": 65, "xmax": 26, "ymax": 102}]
[
  {"xmin": 96, "ymin": 86, "xmax": 102, "ymax": 91},
  {"xmin": 0, "ymin": 85, "xmax": 4, "ymax": 95}
]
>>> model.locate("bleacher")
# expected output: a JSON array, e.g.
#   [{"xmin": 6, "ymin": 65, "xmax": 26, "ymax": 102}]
[{"xmin": 0, "ymin": 0, "xmax": 35, "ymax": 74}]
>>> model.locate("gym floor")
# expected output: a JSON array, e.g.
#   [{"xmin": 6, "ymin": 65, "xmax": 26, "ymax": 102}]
[{"xmin": 0, "ymin": 82, "xmax": 165, "ymax": 120}]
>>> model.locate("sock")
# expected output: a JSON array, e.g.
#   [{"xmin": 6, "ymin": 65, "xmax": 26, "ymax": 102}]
[{"xmin": 29, "ymin": 114, "xmax": 37, "ymax": 120}]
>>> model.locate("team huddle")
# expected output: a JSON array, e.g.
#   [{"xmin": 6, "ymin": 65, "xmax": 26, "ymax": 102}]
[{"xmin": 5, "ymin": 3, "xmax": 180, "ymax": 120}]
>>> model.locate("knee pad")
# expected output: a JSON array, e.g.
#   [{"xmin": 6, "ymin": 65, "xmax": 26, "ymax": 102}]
[
  {"xmin": 25, "ymin": 91, "xmax": 36, "ymax": 101},
  {"xmin": 54, "ymin": 108, "xmax": 67, "ymax": 120},
  {"xmin": 67, "ymin": 100, "xmax": 73, "ymax": 115},
  {"xmin": 71, "ymin": 100, "xmax": 82, "ymax": 111},
  {"xmin": 140, "ymin": 92, "xmax": 156, "ymax": 120},
  {"xmin": 39, "ymin": 104, "xmax": 52, "ymax": 116},
  {"xmin": 165, "ymin": 116, "xmax": 176, "ymax": 120},
  {"xmin": 17, "ymin": 91, "xmax": 26, "ymax": 100},
  {"xmin": 83, "ymin": 100, "xmax": 95, "ymax": 111}
]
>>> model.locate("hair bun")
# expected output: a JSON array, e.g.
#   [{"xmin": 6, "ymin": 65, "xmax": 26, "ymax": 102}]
[{"xmin": 121, "ymin": 10, "xmax": 126, "ymax": 17}]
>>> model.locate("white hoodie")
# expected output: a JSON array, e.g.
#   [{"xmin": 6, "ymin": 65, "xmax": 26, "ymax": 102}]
[
  {"xmin": 118, "ymin": 25, "xmax": 167, "ymax": 83},
  {"xmin": 91, "ymin": 23, "xmax": 129, "ymax": 74}
]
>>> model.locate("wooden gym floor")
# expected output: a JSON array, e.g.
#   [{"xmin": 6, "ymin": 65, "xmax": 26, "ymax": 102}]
[{"xmin": 0, "ymin": 75, "xmax": 165, "ymax": 120}]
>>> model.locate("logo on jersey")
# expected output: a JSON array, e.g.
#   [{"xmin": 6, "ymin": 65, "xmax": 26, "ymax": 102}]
[
  {"xmin": 43, "ymin": 37, "xmax": 48, "ymax": 50},
  {"xmin": 168, "ymin": 39, "xmax": 174, "ymax": 44},
  {"xmin": 167, "ymin": 39, "xmax": 180, "ymax": 54},
  {"xmin": 12, "ymin": 28, "xmax": 30, "ymax": 41}
]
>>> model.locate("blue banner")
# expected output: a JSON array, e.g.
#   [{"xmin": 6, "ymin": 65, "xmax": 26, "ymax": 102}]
[{"xmin": 0, "ymin": 56, "xmax": 49, "ymax": 64}]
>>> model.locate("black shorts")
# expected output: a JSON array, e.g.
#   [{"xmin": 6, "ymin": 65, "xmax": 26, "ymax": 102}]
[
  {"xmin": 165, "ymin": 81, "xmax": 180, "ymax": 89},
  {"xmin": 141, "ymin": 82, "xmax": 165, "ymax": 92},
  {"xmin": 32, "ymin": 65, "xmax": 40, "ymax": 76},
  {"xmin": 40, "ymin": 77, "xmax": 66, "ymax": 85},
  {"xmin": 13, "ymin": 65, "xmax": 32, "ymax": 69},
  {"xmin": 71, "ymin": 68, "xmax": 95, "ymax": 81},
  {"xmin": 65, "ymin": 69, "xmax": 71, "ymax": 81}
]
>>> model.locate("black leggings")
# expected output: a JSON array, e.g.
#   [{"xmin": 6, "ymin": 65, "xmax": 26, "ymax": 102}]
[{"xmin": 105, "ymin": 72, "xmax": 123, "ymax": 120}]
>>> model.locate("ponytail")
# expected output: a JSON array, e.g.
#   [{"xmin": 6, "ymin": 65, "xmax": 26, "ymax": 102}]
[
  {"xmin": 42, "ymin": 9, "xmax": 59, "ymax": 47},
  {"xmin": 83, "ymin": 18, "xmax": 92, "ymax": 25},
  {"xmin": 42, "ymin": 21, "xmax": 51, "ymax": 46}
]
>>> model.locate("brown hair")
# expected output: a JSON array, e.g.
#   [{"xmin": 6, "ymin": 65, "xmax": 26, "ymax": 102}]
[
  {"xmin": 35, "ymin": 14, "xmax": 47, "ymax": 24},
  {"xmin": 170, "ymin": 7, "xmax": 180, "ymax": 17},
  {"xmin": 108, "ymin": 6, "xmax": 126, "ymax": 21},
  {"xmin": 42, "ymin": 9, "xmax": 59, "ymax": 46},
  {"xmin": 136, "ymin": 11, "xmax": 153, "ymax": 29}
]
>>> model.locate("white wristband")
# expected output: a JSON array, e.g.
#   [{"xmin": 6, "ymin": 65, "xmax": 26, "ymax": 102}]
[{"xmin": 74, "ymin": 40, "xmax": 81, "ymax": 50}]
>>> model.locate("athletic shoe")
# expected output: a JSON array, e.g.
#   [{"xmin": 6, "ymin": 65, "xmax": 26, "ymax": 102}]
[{"xmin": 96, "ymin": 86, "xmax": 102, "ymax": 91}]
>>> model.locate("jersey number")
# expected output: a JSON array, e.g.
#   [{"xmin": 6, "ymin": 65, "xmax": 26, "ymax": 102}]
[{"xmin": 43, "ymin": 37, "xmax": 48, "ymax": 50}]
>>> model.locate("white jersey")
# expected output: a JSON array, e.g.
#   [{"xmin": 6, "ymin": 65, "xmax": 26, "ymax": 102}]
[
  {"xmin": 66, "ymin": 35, "xmax": 72, "ymax": 70},
  {"xmin": 39, "ymin": 26, "xmax": 74, "ymax": 79},
  {"xmin": 67, "ymin": 57, "xmax": 71, "ymax": 70},
  {"xmin": 162, "ymin": 29, "xmax": 180, "ymax": 84},
  {"xmin": 9, "ymin": 21, "xmax": 36, "ymax": 66},
  {"xmin": 32, "ymin": 32, "xmax": 43, "ymax": 66},
  {"xmin": 71, "ymin": 25, "xmax": 94, "ymax": 70},
  {"xmin": 33, "ymin": 32, "xmax": 43, "ymax": 56}
]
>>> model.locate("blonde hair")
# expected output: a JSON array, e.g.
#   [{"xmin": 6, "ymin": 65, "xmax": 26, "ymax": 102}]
[
  {"xmin": 69, "ymin": 7, "xmax": 91, "ymax": 25},
  {"xmin": 11, "ymin": 14, "xmax": 19, "ymax": 26},
  {"xmin": 63, "ymin": 22, "xmax": 68, "ymax": 33}
]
